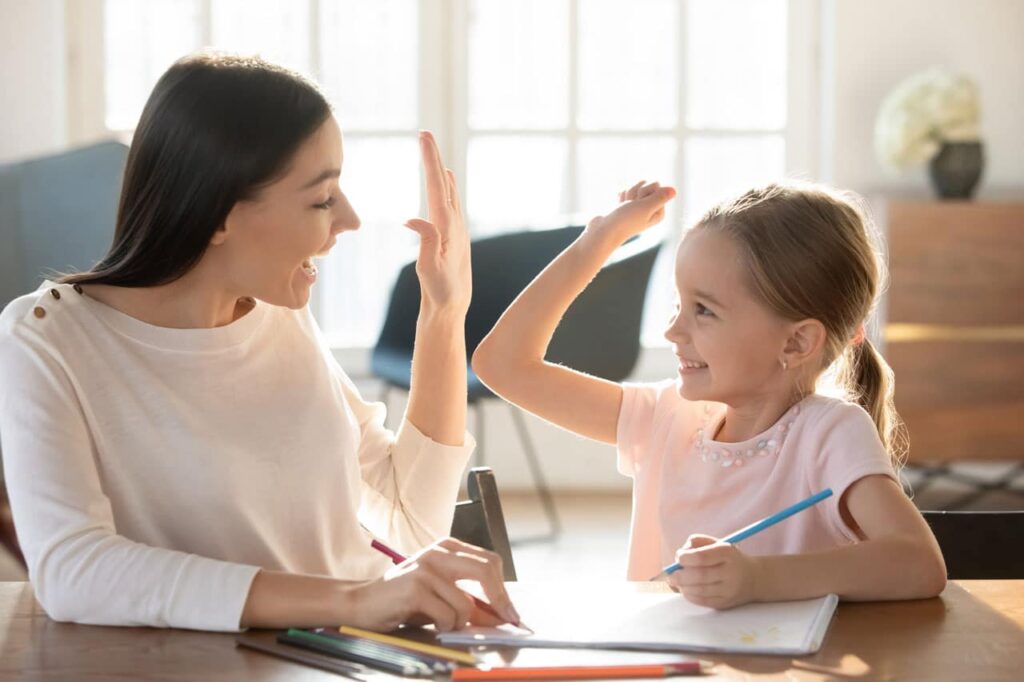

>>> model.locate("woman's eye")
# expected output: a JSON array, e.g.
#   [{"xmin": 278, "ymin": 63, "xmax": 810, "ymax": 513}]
[
  {"xmin": 313, "ymin": 196, "xmax": 337, "ymax": 210},
  {"xmin": 696, "ymin": 302, "xmax": 714, "ymax": 317}
]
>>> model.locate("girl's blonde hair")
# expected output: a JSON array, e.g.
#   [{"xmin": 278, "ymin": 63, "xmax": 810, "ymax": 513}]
[{"xmin": 694, "ymin": 181, "xmax": 906, "ymax": 468}]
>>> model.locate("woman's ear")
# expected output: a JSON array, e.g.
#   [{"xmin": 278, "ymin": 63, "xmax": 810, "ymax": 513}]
[
  {"xmin": 781, "ymin": 319, "xmax": 827, "ymax": 370},
  {"xmin": 209, "ymin": 225, "xmax": 228, "ymax": 246},
  {"xmin": 210, "ymin": 205, "xmax": 236, "ymax": 246}
]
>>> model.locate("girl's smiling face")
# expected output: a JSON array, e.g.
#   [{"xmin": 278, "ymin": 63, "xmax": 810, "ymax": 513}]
[{"xmin": 664, "ymin": 228, "xmax": 794, "ymax": 405}]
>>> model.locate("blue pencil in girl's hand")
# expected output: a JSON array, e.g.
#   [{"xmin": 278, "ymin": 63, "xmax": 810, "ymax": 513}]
[{"xmin": 649, "ymin": 489, "xmax": 834, "ymax": 581}]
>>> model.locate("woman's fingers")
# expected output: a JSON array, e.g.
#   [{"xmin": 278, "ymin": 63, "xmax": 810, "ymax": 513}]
[
  {"xmin": 420, "ymin": 131, "xmax": 450, "ymax": 218},
  {"xmin": 437, "ymin": 537, "xmax": 505, "ymax": 583},
  {"xmin": 420, "ymin": 541, "xmax": 518, "ymax": 623},
  {"xmin": 404, "ymin": 219, "xmax": 441, "ymax": 262},
  {"xmin": 415, "ymin": 571, "xmax": 476, "ymax": 631},
  {"xmin": 446, "ymin": 169, "xmax": 463, "ymax": 215}
]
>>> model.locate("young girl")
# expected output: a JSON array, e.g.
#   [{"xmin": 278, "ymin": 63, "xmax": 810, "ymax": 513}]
[{"xmin": 472, "ymin": 180, "xmax": 946, "ymax": 608}]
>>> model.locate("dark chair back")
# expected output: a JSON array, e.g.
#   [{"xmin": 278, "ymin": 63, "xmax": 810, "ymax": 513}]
[
  {"xmin": 922, "ymin": 510, "xmax": 1024, "ymax": 579},
  {"xmin": 450, "ymin": 467, "xmax": 517, "ymax": 581},
  {"xmin": 371, "ymin": 226, "xmax": 661, "ymax": 398}
]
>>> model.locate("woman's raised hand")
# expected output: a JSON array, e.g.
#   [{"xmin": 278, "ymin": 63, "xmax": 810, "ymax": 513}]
[
  {"xmin": 343, "ymin": 537, "xmax": 518, "ymax": 632},
  {"xmin": 404, "ymin": 132, "xmax": 472, "ymax": 314},
  {"xmin": 585, "ymin": 180, "xmax": 677, "ymax": 245}
]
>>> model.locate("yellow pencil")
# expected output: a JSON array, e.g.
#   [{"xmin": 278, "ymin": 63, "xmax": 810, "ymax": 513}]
[{"xmin": 338, "ymin": 625, "xmax": 479, "ymax": 666}]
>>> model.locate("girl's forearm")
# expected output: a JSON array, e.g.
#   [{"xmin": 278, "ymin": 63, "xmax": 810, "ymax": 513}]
[
  {"xmin": 754, "ymin": 536, "xmax": 947, "ymax": 602},
  {"xmin": 406, "ymin": 303, "xmax": 468, "ymax": 446},
  {"xmin": 476, "ymin": 230, "xmax": 623, "ymax": 366},
  {"xmin": 240, "ymin": 569, "xmax": 356, "ymax": 629}
]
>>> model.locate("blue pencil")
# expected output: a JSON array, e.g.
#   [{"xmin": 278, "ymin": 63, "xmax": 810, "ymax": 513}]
[{"xmin": 649, "ymin": 488, "xmax": 834, "ymax": 581}]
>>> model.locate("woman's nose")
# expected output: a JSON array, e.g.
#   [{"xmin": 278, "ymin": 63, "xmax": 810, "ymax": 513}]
[{"xmin": 334, "ymin": 194, "xmax": 360, "ymax": 232}]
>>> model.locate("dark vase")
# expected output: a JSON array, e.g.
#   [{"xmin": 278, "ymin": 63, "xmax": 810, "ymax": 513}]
[{"xmin": 928, "ymin": 140, "xmax": 984, "ymax": 199}]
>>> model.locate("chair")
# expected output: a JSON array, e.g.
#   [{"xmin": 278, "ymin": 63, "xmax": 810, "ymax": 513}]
[
  {"xmin": 0, "ymin": 140, "xmax": 128, "ymax": 573},
  {"xmin": 922, "ymin": 511, "xmax": 1024, "ymax": 579},
  {"xmin": 450, "ymin": 467, "xmax": 516, "ymax": 581},
  {"xmin": 372, "ymin": 226, "xmax": 662, "ymax": 542},
  {"xmin": 0, "ymin": 140, "xmax": 128, "ymax": 308}
]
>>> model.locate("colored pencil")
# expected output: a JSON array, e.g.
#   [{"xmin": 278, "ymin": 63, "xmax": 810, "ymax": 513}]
[
  {"xmin": 451, "ymin": 661, "xmax": 708, "ymax": 680},
  {"xmin": 650, "ymin": 488, "xmax": 834, "ymax": 581},
  {"xmin": 369, "ymin": 537, "xmax": 534, "ymax": 633},
  {"xmin": 279, "ymin": 628, "xmax": 438, "ymax": 677},
  {"xmin": 337, "ymin": 625, "xmax": 478, "ymax": 665}
]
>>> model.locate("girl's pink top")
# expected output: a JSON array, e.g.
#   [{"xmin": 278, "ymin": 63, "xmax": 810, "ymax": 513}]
[{"xmin": 616, "ymin": 380, "xmax": 897, "ymax": 580}]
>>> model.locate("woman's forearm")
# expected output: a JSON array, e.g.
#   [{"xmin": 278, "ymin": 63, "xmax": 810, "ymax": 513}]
[
  {"xmin": 405, "ymin": 303, "xmax": 468, "ymax": 446},
  {"xmin": 240, "ymin": 569, "xmax": 357, "ymax": 629},
  {"xmin": 754, "ymin": 536, "xmax": 947, "ymax": 602}
]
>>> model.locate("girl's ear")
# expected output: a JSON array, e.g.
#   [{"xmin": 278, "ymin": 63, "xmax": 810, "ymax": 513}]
[{"xmin": 781, "ymin": 318, "xmax": 827, "ymax": 370}]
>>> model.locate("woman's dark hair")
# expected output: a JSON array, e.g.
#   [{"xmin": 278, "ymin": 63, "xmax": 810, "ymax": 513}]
[{"xmin": 61, "ymin": 52, "xmax": 331, "ymax": 287}]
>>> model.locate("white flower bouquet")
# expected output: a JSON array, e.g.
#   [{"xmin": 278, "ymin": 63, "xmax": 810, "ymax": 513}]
[{"xmin": 874, "ymin": 70, "xmax": 980, "ymax": 169}]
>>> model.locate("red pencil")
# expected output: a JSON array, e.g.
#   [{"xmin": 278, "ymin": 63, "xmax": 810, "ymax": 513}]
[
  {"xmin": 451, "ymin": 661, "xmax": 708, "ymax": 680},
  {"xmin": 369, "ymin": 538, "xmax": 534, "ymax": 633}
]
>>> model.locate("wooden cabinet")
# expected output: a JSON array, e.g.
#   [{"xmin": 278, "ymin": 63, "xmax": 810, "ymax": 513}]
[{"xmin": 881, "ymin": 200, "xmax": 1024, "ymax": 462}]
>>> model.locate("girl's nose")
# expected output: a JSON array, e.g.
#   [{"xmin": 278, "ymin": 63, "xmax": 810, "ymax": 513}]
[{"xmin": 664, "ymin": 313, "xmax": 689, "ymax": 344}]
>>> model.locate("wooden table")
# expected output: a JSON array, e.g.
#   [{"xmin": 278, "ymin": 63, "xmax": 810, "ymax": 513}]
[{"xmin": 2, "ymin": 581, "xmax": 1023, "ymax": 680}]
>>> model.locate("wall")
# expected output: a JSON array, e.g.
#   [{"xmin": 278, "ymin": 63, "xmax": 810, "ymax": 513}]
[
  {"xmin": 0, "ymin": 0, "xmax": 67, "ymax": 163},
  {"xmin": 827, "ymin": 0, "xmax": 1024, "ymax": 195}
]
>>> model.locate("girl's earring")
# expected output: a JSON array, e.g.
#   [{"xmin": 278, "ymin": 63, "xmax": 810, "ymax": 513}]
[{"xmin": 780, "ymin": 358, "xmax": 789, "ymax": 371}]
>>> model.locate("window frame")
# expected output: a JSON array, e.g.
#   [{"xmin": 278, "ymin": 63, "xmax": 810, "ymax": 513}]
[{"xmin": 66, "ymin": 0, "xmax": 822, "ymax": 376}]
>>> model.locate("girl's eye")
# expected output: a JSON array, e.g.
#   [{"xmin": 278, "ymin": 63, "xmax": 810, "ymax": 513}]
[
  {"xmin": 696, "ymin": 302, "xmax": 715, "ymax": 317},
  {"xmin": 313, "ymin": 196, "xmax": 337, "ymax": 210}
]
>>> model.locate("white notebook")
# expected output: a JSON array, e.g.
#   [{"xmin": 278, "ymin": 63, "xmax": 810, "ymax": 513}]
[{"xmin": 439, "ymin": 583, "xmax": 838, "ymax": 656}]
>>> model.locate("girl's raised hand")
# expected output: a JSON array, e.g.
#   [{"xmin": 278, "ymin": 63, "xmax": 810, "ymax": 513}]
[
  {"xmin": 585, "ymin": 180, "xmax": 677, "ymax": 245},
  {"xmin": 404, "ymin": 131, "xmax": 472, "ymax": 314},
  {"xmin": 667, "ymin": 534, "xmax": 763, "ymax": 610}
]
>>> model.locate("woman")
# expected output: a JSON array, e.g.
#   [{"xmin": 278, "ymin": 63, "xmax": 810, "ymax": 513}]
[{"xmin": 0, "ymin": 53, "xmax": 517, "ymax": 632}]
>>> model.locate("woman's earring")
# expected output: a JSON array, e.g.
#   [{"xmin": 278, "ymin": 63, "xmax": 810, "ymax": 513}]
[{"xmin": 780, "ymin": 358, "xmax": 789, "ymax": 371}]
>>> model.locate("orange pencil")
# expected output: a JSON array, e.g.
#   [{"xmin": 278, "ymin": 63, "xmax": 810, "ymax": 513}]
[{"xmin": 451, "ymin": 661, "xmax": 708, "ymax": 680}]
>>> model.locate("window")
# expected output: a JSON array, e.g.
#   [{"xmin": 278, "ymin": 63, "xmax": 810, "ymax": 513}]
[{"xmin": 83, "ymin": 0, "xmax": 816, "ymax": 351}]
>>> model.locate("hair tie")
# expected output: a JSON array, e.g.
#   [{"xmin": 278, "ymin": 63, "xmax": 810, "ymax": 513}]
[{"xmin": 851, "ymin": 324, "xmax": 866, "ymax": 347}]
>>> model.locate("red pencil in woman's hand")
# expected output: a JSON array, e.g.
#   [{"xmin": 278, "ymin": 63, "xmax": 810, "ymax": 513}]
[{"xmin": 370, "ymin": 538, "xmax": 533, "ymax": 633}]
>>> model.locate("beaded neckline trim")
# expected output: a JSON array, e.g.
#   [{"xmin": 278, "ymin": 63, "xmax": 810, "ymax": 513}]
[{"xmin": 692, "ymin": 401, "xmax": 803, "ymax": 469}]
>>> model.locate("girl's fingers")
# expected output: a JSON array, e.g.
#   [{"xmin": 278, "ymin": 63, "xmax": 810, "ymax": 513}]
[
  {"xmin": 621, "ymin": 180, "xmax": 645, "ymax": 201},
  {"xmin": 681, "ymin": 582, "xmax": 724, "ymax": 599},
  {"xmin": 638, "ymin": 181, "xmax": 661, "ymax": 198},
  {"xmin": 670, "ymin": 566, "xmax": 721, "ymax": 588}
]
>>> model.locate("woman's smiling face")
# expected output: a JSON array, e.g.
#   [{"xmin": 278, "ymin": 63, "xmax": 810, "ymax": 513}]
[
  {"xmin": 215, "ymin": 115, "xmax": 361, "ymax": 309},
  {"xmin": 664, "ymin": 228, "xmax": 792, "ymax": 404}
]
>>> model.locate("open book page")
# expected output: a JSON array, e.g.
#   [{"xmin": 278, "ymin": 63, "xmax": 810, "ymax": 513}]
[{"xmin": 439, "ymin": 583, "xmax": 838, "ymax": 655}]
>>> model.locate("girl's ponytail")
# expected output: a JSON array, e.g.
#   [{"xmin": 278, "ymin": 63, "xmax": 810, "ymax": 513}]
[{"xmin": 836, "ymin": 337, "xmax": 907, "ymax": 470}]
